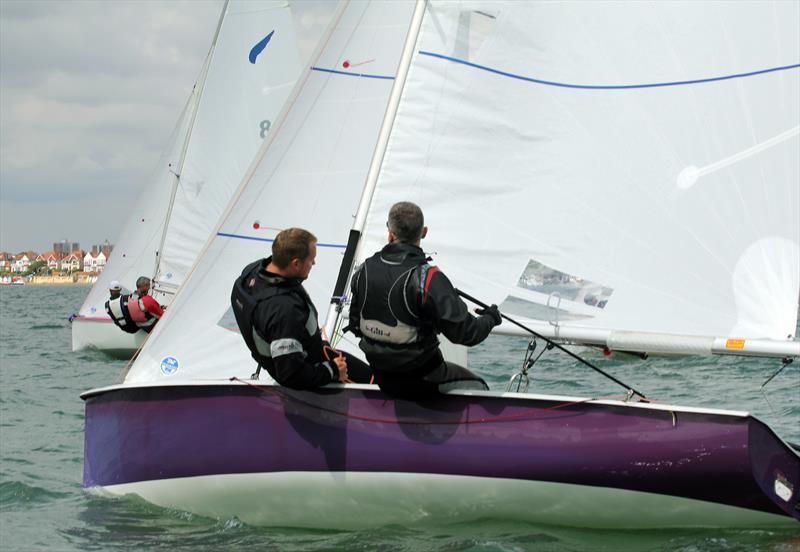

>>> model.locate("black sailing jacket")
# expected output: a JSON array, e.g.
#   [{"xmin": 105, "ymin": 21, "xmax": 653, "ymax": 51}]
[
  {"xmin": 348, "ymin": 242, "xmax": 496, "ymax": 375},
  {"xmin": 232, "ymin": 258, "xmax": 336, "ymax": 389}
]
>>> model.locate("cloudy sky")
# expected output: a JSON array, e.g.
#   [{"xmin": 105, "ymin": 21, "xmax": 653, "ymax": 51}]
[{"xmin": 0, "ymin": 0, "xmax": 333, "ymax": 254}]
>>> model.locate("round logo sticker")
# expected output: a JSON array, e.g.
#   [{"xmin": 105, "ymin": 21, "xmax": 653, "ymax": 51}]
[
  {"xmin": 90, "ymin": 307, "xmax": 97, "ymax": 313},
  {"xmin": 160, "ymin": 356, "xmax": 179, "ymax": 376}
]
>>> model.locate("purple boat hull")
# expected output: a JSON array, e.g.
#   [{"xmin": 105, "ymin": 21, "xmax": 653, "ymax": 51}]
[{"xmin": 83, "ymin": 383, "xmax": 800, "ymax": 526}]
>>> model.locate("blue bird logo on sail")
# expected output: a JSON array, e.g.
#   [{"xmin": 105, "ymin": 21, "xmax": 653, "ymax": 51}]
[{"xmin": 249, "ymin": 30, "xmax": 274, "ymax": 64}]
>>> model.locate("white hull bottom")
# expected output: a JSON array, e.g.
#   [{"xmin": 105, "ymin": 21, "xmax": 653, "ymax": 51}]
[
  {"xmin": 90, "ymin": 471, "xmax": 794, "ymax": 529},
  {"xmin": 71, "ymin": 318, "xmax": 146, "ymax": 358}
]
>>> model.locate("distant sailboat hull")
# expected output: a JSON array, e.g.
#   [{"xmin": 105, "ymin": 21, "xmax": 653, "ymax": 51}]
[
  {"xmin": 71, "ymin": 316, "xmax": 145, "ymax": 358},
  {"xmin": 82, "ymin": 383, "xmax": 799, "ymax": 528}
]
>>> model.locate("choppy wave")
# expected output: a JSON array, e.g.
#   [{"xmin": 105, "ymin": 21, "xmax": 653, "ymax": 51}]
[{"xmin": 0, "ymin": 480, "xmax": 71, "ymax": 510}]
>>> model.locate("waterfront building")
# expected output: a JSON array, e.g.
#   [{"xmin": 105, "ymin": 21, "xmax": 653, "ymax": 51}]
[
  {"xmin": 60, "ymin": 251, "xmax": 84, "ymax": 272},
  {"xmin": 11, "ymin": 252, "xmax": 38, "ymax": 273},
  {"xmin": 37, "ymin": 251, "xmax": 62, "ymax": 271},
  {"xmin": 83, "ymin": 251, "xmax": 107, "ymax": 274}
]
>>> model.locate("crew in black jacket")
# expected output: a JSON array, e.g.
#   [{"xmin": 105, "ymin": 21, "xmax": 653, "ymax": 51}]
[
  {"xmin": 232, "ymin": 228, "xmax": 371, "ymax": 389},
  {"xmin": 348, "ymin": 202, "xmax": 502, "ymax": 398}
]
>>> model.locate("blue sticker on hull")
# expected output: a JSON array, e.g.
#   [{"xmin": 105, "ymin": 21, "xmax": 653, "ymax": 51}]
[{"xmin": 160, "ymin": 356, "xmax": 179, "ymax": 376}]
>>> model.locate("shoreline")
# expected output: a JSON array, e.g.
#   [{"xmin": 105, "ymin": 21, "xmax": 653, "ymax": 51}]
[{"xmin": 0, "ymin": 276, "xmax": 94, "ymax": 286}]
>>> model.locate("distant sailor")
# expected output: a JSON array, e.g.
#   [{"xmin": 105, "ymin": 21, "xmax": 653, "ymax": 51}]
[
  {"xmin": 105, "ymin": 280, "xmax": 137, "ymax": 334},
  {"xmin": 232, "ymin": 228, "xmax": 372, "ymax": 389},
  {"xmin": 348, "ymin": 201, "xmax": 500, "ymax": 398},
  {"xmin": 108, "ymin": 280, "xmax": 122, "ymax": 301},
  {"xmin": 129, "ymin": 276, "xmax": 165, "ymax": 333},
  {"xmin": 105, "ymin": 276, "xmax": 164, "ymax": 334}
]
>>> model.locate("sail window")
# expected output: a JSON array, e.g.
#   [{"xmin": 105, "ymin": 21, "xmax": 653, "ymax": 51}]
[
  {"xmin": 451, "ymin": 9, "xmax": 497, "ymax": 61},
  {"xmin": 517, "ymin": 259, "xmax": 613, "ymax": 309},
  {"xmin": 498, "ymin": 295, "xmax": 592, "ymax": 323}
]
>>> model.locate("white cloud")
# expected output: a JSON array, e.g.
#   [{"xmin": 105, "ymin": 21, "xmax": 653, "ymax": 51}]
[
  {"xmin": 0, "ymin": 0, "xmax": 337, "ymax": 253},
  {"xmin": 0, "ymin": 0, "xmax": 223, "ymax": 251}
]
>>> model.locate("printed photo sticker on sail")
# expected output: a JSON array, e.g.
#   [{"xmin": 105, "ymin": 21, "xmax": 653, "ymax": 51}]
[
  {"xmin": 494, "ymin": 260, "xmax": 614, "ymax": 324},
  {"xmin": 518, "ymin": 260, "xmax": 613, "ymax": 306}
]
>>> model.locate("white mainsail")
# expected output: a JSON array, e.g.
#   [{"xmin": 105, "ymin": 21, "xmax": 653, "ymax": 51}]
[
  {"xmin": 74, "ymin": 0, "xmax": 304, "ymax": 344},
  {"xmin": 124, "ymin": 0, "xmax": 420, "ymax": 383},
  {"xmin": 342, "ymin": 0, "xmax": 800, "ymax": 358}
]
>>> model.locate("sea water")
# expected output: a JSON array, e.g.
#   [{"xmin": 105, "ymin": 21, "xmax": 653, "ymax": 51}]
[{"xmin": 1, "ymin": 285, "xmax": 798, "ymax": 551}]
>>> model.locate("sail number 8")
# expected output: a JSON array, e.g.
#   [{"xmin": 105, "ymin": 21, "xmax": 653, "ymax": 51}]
[{"xmin": 260, "ymin": 120, "xmax": 272, "ymax": 138}]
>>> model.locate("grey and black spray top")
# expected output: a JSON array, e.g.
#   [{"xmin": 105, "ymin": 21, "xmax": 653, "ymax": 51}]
[
  {"xmin": 232, "ymin": 258, "xmax": 337, "ymax": 389},
  {"xmin": 349, "ymin": 242, "xmax": 495, "ymax": 374}
]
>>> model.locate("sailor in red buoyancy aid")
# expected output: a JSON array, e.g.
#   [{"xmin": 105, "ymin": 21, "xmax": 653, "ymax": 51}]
[{"xmin": 105, "ymin": 276, "xmax": 164, "ymax": 334}]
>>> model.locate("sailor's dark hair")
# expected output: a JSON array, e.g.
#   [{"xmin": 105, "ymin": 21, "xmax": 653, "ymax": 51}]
[
  {"xmin": 272, "ymin": 228, "xmax": 317, "ymax": 268},
  {"xmin": 387, "ymin": 202, "xmax": 424, "ymax": 244},
  {"xmin": 135, "ymin": 276, "xmax": 151, "ymax": 288}
]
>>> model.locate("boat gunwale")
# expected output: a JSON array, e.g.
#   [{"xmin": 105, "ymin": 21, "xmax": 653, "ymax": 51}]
[{"xmin": 80, "ymin": 379, "xmax": 753, "ymax": 418}]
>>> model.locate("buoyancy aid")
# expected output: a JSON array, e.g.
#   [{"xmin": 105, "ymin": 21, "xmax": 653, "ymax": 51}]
[
  {"xmin": 105, "ymin": 295, "xmax": 140, "ymax": 334},
  {"xmin": 351, "ymin": 243, "xmax": 440, "ymax": 373},
  {"xmin": 126, "ymin": 294, "xmax": 158, "ymax": 332},
  {"xmin": 232, "ymin": 258, "xmax": 324, "ymax": 372}
]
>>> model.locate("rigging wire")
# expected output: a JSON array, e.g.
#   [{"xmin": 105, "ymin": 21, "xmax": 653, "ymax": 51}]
[
  {"xmin": 456, "ymin": 288, "xmax": 648, "ymax": 401},
  {"xmin": 759, "ymin": 357, "xmax": 794, "ymax": 412}
]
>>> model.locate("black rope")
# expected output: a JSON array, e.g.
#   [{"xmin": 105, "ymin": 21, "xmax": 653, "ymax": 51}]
[
  {"xmin": 760, "ymin": 357, "xmax": 793, "ymax": 389},
  {"xmin": 456, "ymin": 288, "xmax": 648, "ymax": 401}
]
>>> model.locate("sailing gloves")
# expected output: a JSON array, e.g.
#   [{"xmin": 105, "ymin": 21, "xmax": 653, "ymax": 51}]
[{"xmin": 475, "ymin": 304, "xmax": 502, "ymax": 327}]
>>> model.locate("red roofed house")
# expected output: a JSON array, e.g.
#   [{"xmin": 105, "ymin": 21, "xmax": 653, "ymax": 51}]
[
  {"xmin": 11, "ymin": 251, "xmax": 38, "ymax": 273},
  {"xmin": 60, "ymin": 250, "xmax": 84, "ymax": 272},
  {"xmin": 37, "ymin": 250, "xmax": 62, "ymax": 271},
  {"xmin": 0, "ymin": 252, "xmax": 11, "ymax": 272},
  {"xmin": 83, "ymin": 250, "xmax": 107, "ymax": 274}
]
